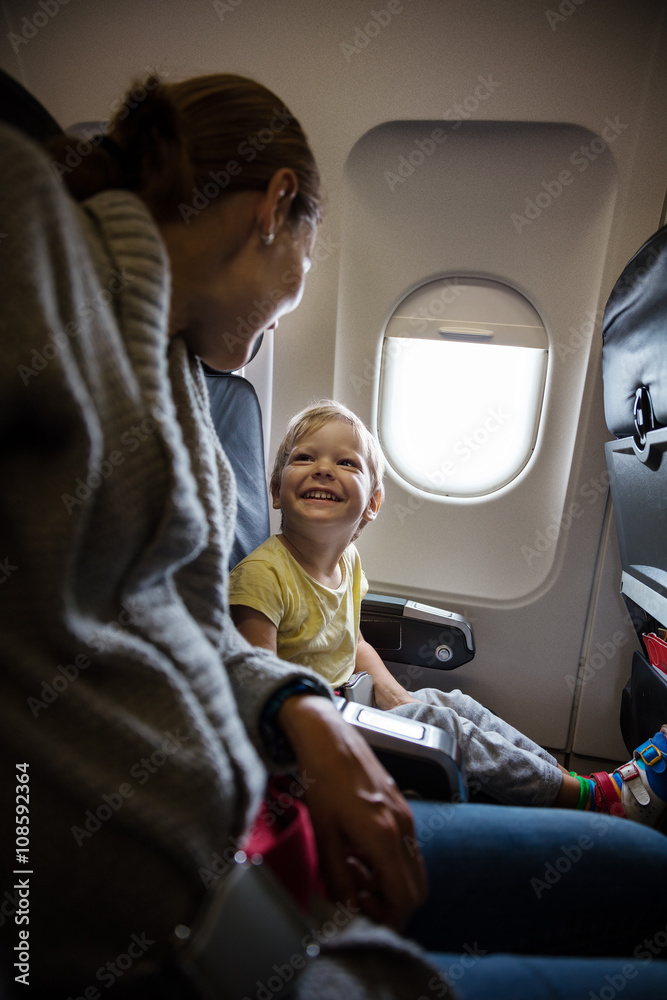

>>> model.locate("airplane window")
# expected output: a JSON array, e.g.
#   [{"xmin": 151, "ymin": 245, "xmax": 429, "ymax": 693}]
[{"xmin": 378, "ymin": 277, "xmax": 548, "ymax": 498}]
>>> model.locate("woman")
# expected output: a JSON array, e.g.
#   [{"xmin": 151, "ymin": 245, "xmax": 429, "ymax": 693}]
[{"xmin": 0, "ymin": 73, "xmax": 665, "ymax": 998}]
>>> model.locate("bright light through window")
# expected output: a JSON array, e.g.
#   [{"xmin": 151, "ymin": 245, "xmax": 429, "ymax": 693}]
[{"xmin": 378, "ymin": 278, "xmax": 548, "ymax": 498}]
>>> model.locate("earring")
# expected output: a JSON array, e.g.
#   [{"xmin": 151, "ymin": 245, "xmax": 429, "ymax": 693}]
[{"xmin": 260, "ymin": 232, "xmax": 275, "ymax": 245}]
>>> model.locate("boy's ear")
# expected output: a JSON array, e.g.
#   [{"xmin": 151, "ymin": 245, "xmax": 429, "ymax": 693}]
[
  {"xmin": 271, "ymin": 485, "xmax": 281, "ymax": 510},
  {"xmin": 362, "ymin": 490, "xmax": 382, "ymax": 523}
]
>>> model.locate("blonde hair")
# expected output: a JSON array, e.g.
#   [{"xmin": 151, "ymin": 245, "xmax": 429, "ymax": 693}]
[
  {"xmin": 271, "ymin": 400, "xmax": 385, "ymax": 539},
  {"xmin": 49, "ymin": 73, "xmax": 322, "ymax": 227}
]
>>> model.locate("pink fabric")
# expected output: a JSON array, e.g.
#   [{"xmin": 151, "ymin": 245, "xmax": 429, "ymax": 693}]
[{"xmin": 243, "ymin": 776, "xmax": 324, "ymax": 911}]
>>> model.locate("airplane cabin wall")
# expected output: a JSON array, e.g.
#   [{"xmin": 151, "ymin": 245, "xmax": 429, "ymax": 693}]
[{"xmin": 1, "ymin": 0, "xmax": 666, "ymax": 762}]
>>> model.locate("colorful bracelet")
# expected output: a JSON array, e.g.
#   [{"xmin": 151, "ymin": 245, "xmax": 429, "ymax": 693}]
[{"xmin": 571, "ymin": 772, "xmax": 591, "ymax": 811}]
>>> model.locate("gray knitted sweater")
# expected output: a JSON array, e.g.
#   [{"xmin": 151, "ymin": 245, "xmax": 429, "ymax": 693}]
[{"xmin": 0, "ymin": 125, "xmax": 447, "ymax": 998}]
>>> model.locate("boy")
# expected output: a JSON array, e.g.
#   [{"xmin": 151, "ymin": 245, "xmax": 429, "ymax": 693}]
[{"xmin": 229, "ymin": 400, "xmax": 667, "ymax": 825}]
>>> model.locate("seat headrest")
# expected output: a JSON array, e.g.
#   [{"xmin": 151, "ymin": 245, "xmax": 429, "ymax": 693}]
[
  {"xmin": 203, "ymin": 367, "xmax": 270, "ymax": 570},
  {"xmin": 602, "ymin": 224, "xmax": 667, "ymax": 439}
]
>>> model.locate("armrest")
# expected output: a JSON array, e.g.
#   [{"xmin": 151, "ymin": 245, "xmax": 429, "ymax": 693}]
[
  {"xmin": 335, "ymin": 696, "xmax": 467, "ymax": 802},
  {"xmin": 360, "ymin": 593, "xmax": 475, "ymax": 670}
]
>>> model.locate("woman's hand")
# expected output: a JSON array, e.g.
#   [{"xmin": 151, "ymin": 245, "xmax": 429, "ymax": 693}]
[{"xmin": 277, "ymin": 694, "xmax": 428, "ymax": 931}]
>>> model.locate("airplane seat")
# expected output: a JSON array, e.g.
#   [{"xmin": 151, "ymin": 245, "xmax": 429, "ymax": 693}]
[
  {"xmin": 601, "ymin": 222, "xmax": 667, "ymax": 753},
  {"xmin": 203, "ymin": 363, "xmax": 271, "ymax": 572},
  {"xmin": 202, "ymin": 363, "xmax": 468, "ymax": 802}
]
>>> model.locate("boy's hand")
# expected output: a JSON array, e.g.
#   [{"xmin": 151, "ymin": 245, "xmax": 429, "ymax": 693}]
[
  {"xmin": 355, "ymin": 632, "xmax": 421, "ymax": 711},
  {"xmin": 277, "ymin": 694, "xmax": 427, "ymax": 931},
  {"xmin": 372, "ymin": 687, "xmax": 422, "ymax": 711}
]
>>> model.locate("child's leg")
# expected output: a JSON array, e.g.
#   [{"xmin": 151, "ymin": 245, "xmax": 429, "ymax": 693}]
[
  {"xmin": 414, "ymin": 687, "xmax": 557, "ymax": 764},
  {"xmin": 388, "ymin": 690, "xmax": 563, "ymax": 807},
  {"xmin": 394, "ymin": 687, "xmax": 667, "ymax": 825},
  {"xmin": 552, "ymin": 768, "xmax": 586, "ymax": 808}
]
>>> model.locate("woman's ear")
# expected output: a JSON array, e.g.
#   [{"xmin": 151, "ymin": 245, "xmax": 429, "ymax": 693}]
[
  {"xmin": 259, "ymin": 168, "xmax": 298, "ymax": 242},
  {"xmin": 362, "ymin": 490, "xmax": 382, "ymax": 523}
]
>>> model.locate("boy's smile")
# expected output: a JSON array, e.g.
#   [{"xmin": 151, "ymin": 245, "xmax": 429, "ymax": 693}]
[{"xmin": 302, "ymin": 488, "xmax": 342, "ymax": 502}]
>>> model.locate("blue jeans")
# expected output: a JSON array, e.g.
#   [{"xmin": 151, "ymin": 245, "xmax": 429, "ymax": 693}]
[{"xmin": 406, "ymin": 802, "xmax": 667, "ymax": 999}]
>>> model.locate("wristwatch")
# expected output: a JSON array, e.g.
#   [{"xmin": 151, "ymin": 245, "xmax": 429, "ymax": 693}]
[{"xmin": 259, "ymin": 677, "xmax": 329, "ymax": 764}]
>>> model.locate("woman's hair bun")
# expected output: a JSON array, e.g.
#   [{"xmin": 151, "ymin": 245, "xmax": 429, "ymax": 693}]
[{"xmin": 48, "ymin": 73, "xmax": 322, "ymax": 228}]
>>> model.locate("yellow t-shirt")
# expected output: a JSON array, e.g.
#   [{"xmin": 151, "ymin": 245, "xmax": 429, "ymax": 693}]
[{"xmin": 228, "ymin": 535, "xmax": 368, "ymax": 688}]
